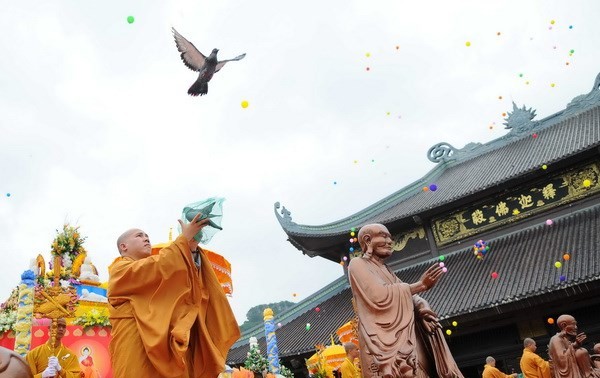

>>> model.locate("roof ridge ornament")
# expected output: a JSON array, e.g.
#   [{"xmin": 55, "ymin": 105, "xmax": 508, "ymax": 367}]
[
  {"xmin": 503, "ymin": 102, "xmax": 537, "ymax": 134},
  {"xmin": 563, "ymin": 71, "xmax": 600, "ymax": 117},
  {"xmin": 274, "ymin": 202, "xmax": 295, "ymax": 226},
  {"xmin": 427, "ymin": 143, "xmax": 458, "ymax": 163},
  {"xmin": 427, "ymin": 142, "xmax": 483, "ymax": 164}
]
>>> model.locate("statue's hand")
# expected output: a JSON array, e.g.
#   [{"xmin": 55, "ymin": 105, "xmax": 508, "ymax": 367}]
[
  {"xmin": 420, "ymin": 264, "xmax": 444, "ymax": 290},
  {"xmin": 418, "ymin": 307, "xmax": 441, "ymax": 334},
  {"xmin": 574, "ymin": 333, "xmax": 587, "ymax": 348}
]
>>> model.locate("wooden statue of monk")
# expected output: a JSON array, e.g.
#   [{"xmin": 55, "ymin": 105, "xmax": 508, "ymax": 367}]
[
  {"xmin": 548, "ymin": 315, "xmax": 600, "ymax": 378},
  {"xmin": 347, "ymin": 223, "xmax": 464, "ymax": 378},
  {"xmin": 108, "ymin": 213, "xmax": 240, "ymax": 378},
  {"xmin": 0, "ymin": 346, "xmax": 33, "ymax": 378}
]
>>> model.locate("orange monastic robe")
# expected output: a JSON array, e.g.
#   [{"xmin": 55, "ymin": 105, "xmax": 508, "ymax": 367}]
[
  {"xmin": 520, "ymin": 349, "xmax": 550, "ymax": 378},
  {"xmin": 482, "ymin": 364, "xmax": 513, "ymax": 378},
  {"xmin": 339, "ymin": 357, "xmax": 360, "ymax": 378},
  {"xmin": 108, "ymin": 235, "xmax": 240, "ymax": 378},
  {"xmin": 25, "ymin": 342, "xmax": 81, "ymax": 378}
]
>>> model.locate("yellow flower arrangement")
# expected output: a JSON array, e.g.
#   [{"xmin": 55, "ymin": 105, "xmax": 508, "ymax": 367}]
[
  {"xmin": 50, "ymin": 224, "xmax": 87, "ymax": 259},
  {"xmin": 73, "ymin": 308, "xmax": 111, "ymax": 329}
]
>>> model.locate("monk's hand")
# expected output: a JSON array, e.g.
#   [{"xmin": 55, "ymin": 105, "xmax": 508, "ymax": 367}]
[
  {"xmin": 420, "ymin": 264, "xmax": 444, "ymax": 290},
  {"xmin": 178, "ymin": 213, "xmax": 211, "ymax": 241}
]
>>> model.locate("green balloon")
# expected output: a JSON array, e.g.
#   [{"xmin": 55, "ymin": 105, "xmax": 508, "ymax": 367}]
[
  {"xmin": 127, "ymin": 16, "xmax": 135, "ymax": 24},
  {"xmin": 439, "ymin": 255, "xmax": 445, "ymax": 261}
]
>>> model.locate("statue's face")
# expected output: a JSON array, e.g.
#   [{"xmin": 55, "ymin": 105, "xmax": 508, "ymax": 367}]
[
  {"xmin": 367, "ymin": 225, "xmax": 393, "ymax": 258},
  {"xmin": 563, "ymin": 318, "xmax": 578, "ymax": 336}
]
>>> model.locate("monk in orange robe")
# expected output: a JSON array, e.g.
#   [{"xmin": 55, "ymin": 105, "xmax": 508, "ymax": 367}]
[
  {"xmin": 25, "ymin": 319, "xmax": 81, "ymax": 378},
  {"xmin": 347, "ymin": 223, "xmax": 464, "ymax": 378},
  {"xmin": 482, "ymin": 357, "xmax": 517, "ymax": 378},
  {"xmin": 519, "ymin": 338, "xmax": 550, "ymax": 378},
  {"xmin": 108, "ymin": 213, "xmax": 240, "ymax": 378}
]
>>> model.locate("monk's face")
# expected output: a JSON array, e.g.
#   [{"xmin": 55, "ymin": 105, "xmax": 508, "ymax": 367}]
[
  {"xmin": 119, "ymin": 229, "xmax": 151, "ymax": 260},
  {"xmin": 367, "ymin": 225, "xmax": 393, "ymax": 258},
  {"xmin": 50, "ymin": 319, "xmax": 67, "ymax": 343}
]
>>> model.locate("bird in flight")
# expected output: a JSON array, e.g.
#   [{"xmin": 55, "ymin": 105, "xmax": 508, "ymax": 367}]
[{"xmin": 172, "ymin": 27, "xmax": 246, "ymax": 96}]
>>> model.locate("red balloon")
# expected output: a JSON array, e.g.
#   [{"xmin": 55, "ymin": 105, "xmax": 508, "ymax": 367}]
[
  {"xmin": 315, "ymin": 307, "xmax": 320, "ymax": 312},
  {"xmin": 491, "ymin": 272, "xmax": 499, "ymax": 279}
]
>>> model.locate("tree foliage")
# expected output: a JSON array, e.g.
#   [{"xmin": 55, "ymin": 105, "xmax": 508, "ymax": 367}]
[{"xmin": 239, "ymin": 300, "xmax": 295, "ymax": 332}]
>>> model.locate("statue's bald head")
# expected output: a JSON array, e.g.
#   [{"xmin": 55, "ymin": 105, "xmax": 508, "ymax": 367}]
[
  {"xmin": 357, "ymin": 224, "xmax": 386, "ymax": 253},
  {"xmin": 557, "ymin": 314, "xmax": 575, "ymax": 330},
  {"xmin": 0, "ymin": 346, "xmax": 33, "ymax": 378}
]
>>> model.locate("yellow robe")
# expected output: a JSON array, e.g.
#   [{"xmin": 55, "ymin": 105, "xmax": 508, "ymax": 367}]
[
  {"xmin": 25, "ymin": 342, "xmax": 81, "ymax": 378},
  {"xmin": 339, "ymin": 358, "xmax": 359, "ymax": 378},
  {"xmin": 520, "ymin": 349, "xmax": 550, "ymax": 378},
  {"xmin": 482, "ymin": 364, "xmax": 513, "ymax": 378},
  {"xmin": 108, "ymin": 235, "xmax": 240, "ymax": 378}
]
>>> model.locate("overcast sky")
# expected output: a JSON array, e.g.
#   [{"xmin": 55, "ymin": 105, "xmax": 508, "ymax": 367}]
[{"xmin": 1, "ymin": 0, "xmax": 599, "ymax": 323}]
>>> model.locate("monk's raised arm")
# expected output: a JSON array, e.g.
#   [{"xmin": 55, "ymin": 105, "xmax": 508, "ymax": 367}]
[{"xmin": 109, "ymin": 235, "xmax": 194, "ymax": 296}]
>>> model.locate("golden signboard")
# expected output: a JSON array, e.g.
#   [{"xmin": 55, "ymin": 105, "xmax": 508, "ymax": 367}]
[{"xmin": 432, "ymin": 162, "xmax": 600, "ymax": 246}]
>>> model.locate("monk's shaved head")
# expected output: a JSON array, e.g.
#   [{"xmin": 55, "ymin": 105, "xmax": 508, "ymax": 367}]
[
  {"xmin": 486, "ymin": 356, "xmax": 495, "ymax": 365},
  {"xmin": 117, "ymin": 229, "xmax": 142, "ymax": 254}
]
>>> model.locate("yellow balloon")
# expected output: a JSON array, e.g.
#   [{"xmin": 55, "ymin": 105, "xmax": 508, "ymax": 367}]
[
  {"xmin": 241, "ymin": 100, "xmax": 249, "ymax": 108},
  {"xmin": 465, "ymin": 41, "xmax": 471, "ymax": 47},
  {"xmin": 452, "ymin": 321, "xmax": 458, "ymax": 327},
  {"xmin": 446, "ymin": 329, "xmax": 452, "ymax": 335}
]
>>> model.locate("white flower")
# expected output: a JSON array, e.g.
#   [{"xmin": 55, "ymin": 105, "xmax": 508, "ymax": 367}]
[{"xmin": 62, "ymin": 254, "xmax": 73, "ymax": 268}]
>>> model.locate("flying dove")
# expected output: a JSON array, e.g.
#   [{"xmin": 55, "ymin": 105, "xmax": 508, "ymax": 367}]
[{"xmin": 172, "ymin": 27, "xmax": 246, "ymax": 96}]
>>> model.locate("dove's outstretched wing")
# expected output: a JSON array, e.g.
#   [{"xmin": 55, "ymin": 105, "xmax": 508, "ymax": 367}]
[
  {"xmin": 215, "ymin": 53, "xmax": 246, "ymax": 73},
  {"xmin": 172, "ymin": 27, "xmax": 206, "ymax": 71}
]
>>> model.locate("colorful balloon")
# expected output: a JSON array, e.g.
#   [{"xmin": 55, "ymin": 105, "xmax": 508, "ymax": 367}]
[
  {"xmin": 583, "ymin": 179, "xmax": 592, "ymax": 187},
  {"xmin": 429, "ymin": 184, "xmax": 438, "ymax": 191},
  {"xmin": 563, "ymin": 253, "xmax": 570, "ymax": 261},
  {"xmin": 546, "ymin": 219, "xmax": 553, "ymax": 226},
  {"xmin": 554, "ymin": 261, "xmax": 562, "ymax": 268},
  {"xmin": 548, "ymin": 318, "xmax": 554, "ymax": 324},
  {"xmin": 127, "ymin": 16, "xmax": 135, "ymax": 24},
  {"xmin": 306, "ymin": 323, "xmax": 311, "ymax": 331},
  {"xmin": 452, "ymin": 321, "xmax": 458, "ymax": 327},
  {"xmin": 241, "ymin": 100, "xmax": 249, "ymax": 108},
  {"xmin": 491, "ymin": 272, "xmax": 499, "ymax": 279},
  {"xmin": 446, "ymin": 329, "xmax": 452, "ymax": 335}
]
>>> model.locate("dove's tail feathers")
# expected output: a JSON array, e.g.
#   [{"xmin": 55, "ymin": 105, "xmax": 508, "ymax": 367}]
[{"xmin": 188, "ymin": 81, "xmax": 208, "ymax": 96}]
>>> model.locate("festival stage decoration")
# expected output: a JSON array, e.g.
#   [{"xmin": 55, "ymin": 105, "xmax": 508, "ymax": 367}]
[
  {"xmin": 151, "ymin": 228, "xmax": 234, "ymax": 295},
  {"xmin": 263, "ymin": 308, "xmax": 280, "ymax": 374},
  {"xmin": 306, "ymin": 338, "xmax": 346, "ymax": 377},
  {"xmin": 0, "ymin": 224, "xmax": 114, "ymax": 377},
  {"xmin": 335, "ymin": 320, "xmax": 358, "ymax": 346},
  {"xmin": 172, "ymin": 28, "xmax": 246, "ymax": 97}
]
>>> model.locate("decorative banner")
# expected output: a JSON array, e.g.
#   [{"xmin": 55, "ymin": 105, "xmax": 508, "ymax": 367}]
[
  {"xmin": 432, "ymin": 161, "xmax": 600, "ymax": 245},
  {"xmin": 30, "ymin": 325, "xmax": 112, "ymax": 378},
  {"xmin": 0, "ymin": 331, "xmax": 15, "ymax": 349},
  {"xmin": 263, "ymin": 308, "xmax": 280, "ymax": 374}
]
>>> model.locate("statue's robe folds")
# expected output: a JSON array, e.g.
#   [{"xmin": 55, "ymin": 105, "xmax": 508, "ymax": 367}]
[
  {"xmin": 347, "ymin": 257, "xmax": 463, "ymax": 378},
  {"xmin": 108, "ymin": 235, "xmax": 240, "ymax": 378},
  {"xmin": 520, "ymin": 349, "xmax": 550, "ymax": 378},
  {"xmin": 549, "ymin": 333, "xmax": 600, "ymax": 378},
  {"xmin": 25, "ymin": 342, "xmax": 81, "ymax": 378},
  {"xmin": 0, "ymin": 346, "xmax": 33, "ymax": 378}
]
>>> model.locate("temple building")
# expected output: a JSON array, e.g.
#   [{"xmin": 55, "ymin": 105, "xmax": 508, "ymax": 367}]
[{"xmin": 227, "ymin": 72, "xmax": 600, "ymax": 377}]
